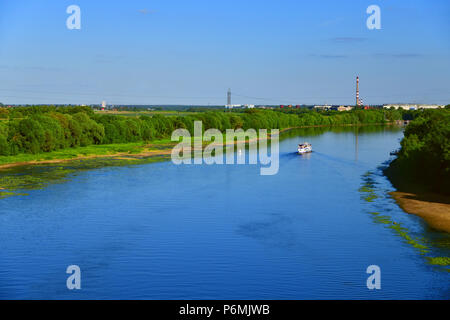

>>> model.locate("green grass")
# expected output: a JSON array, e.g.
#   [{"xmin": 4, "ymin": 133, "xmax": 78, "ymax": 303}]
[{"xmin": 0, "ymin": 139, "xmax": 176, "ymax": 166}]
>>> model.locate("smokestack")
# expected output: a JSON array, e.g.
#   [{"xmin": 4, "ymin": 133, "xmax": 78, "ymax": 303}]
[{"xmin": 356, "ymin": 76, "xmax": 360, "ymax": 106}]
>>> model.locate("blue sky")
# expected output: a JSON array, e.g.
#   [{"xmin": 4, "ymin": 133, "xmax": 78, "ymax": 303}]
[{"xmin": 0, "ymin": 0, "xmax": 449, "ymax": 105}]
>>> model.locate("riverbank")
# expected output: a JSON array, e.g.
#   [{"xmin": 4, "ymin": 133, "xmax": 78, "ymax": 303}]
[
  {"xmin": 0, "ymin": 123, "xmax": 395, "ymax": 170},
  {"xmin": 0, "ymin": 133, "xmax": 265, "ymax": 170},
  {"xmin": 0, "ymin": 140, "xmax": 174, "ymax": 170},
  {"xmin": 390, "ymin": 192, "xmax": 450, "ymax": 233}
]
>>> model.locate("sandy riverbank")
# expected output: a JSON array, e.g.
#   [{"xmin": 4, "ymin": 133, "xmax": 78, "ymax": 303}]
[{"xmin": 390, "ymin": 191, "xmax": 450, "ymax": 233}]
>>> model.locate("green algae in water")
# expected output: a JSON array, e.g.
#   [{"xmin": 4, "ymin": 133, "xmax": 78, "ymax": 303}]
[
  {"xmin": 369, "ymin": 209, "xmax": 430, "ymax": 255},
  {"xmin": 358, "ymin": 171, "xmax": 450, "ymax": 266},
  {"xmin": 388, "ymin": 222, "xmax": 408, "ymax": 233},
  {"xmin": 0, "ymin": 154, "xmax": 172, "ymax": 200},
  {"xmin": 0, "ymin": 167, "xmax": 75, "ymax": 198},
  {"xmin": 0, "ymin": 191, "xmax": 28, "ymax": 199},
  {"xmin": 426, "ymin": 257, "xmax": 450, "ymax": 271},
  {"xmin": 426, "ymin": 257, "xmax": 450, "ymax": 266},
  {"xmin": 360, "ymin": 172, "xmax": 432, "ymax": 253},
  {"xmin": 358, "ymin": 186, "xmax": 374, "ymax": 193},
  {"xmin": 373, "ymin": 215, "xmax": 393, "ymax": 224},
  {"xmin": 364, "ymin": 196, "xmax": 430, "ymax": 253},
  {"xmin": 364, "ymin": 194, "xmax": 378, "ymax": 202},
  {"xmin": 359, "ymin": 175, "xmax": 379, "ymax": 203},
  {"xmin": 362, "ymin": 171, "xmax": 373, "ymax": 178}
]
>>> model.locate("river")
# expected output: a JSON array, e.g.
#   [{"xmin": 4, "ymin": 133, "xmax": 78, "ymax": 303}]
[{"xmin": 0, "ymin": 125, "xmax": 448, "ymax": 299}]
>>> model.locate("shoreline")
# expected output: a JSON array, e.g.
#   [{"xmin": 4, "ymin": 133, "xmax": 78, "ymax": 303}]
[
  {"xmin": 0, "ymin": 122, "xmax": 395, "ymax": 170},
  {"xmin": 0, "ymin": 149, "xmax": 173, "ymax": 170},
  {"xmin": 390, "ymin": 191, "xmax": 450, "ymax": 233},
  {"xmin": 0, "ymin": 134, "xmax": 264, "ymax": 170}
]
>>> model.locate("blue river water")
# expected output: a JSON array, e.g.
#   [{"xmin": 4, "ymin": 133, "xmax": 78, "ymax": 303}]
[{"xmin": 0, "ymin": 126, "xmax": 449, "ymax": 299}]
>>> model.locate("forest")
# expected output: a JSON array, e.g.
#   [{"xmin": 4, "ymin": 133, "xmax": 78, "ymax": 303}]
[
  {"xmin": 385, "ymin": 108, "xmax": 450, "ymax": 195},
  {"xmin": 0, "ymin": 105, "xmax": 407, "ymax": 156}
]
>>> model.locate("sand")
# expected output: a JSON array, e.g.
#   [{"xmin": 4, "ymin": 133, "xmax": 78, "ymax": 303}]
[{"xmin": 390, "ymin": 191, "xmax": 450, "ymax": 233}]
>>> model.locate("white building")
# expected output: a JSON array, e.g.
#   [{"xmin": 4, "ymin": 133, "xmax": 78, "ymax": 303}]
[
  {"xmin": 337, "ymin": 106, "xmax": 354, "ymax": 112},
  {"xmin": 314, "ymin": 105, "xmax": 332, "ymax": 110},
  {"xmin": 383, "ymin": 104, "xmax": 444, "ymax": 110},
  {"xmin": 225, "ymin": 104, "xmax": 242, "ymax": 109}
]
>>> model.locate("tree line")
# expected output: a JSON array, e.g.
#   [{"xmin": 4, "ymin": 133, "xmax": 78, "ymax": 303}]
[
  {"xmin": 0, "ymin": 106, "xmax": 406, "ymax": 156},
  {"xmin": 384, "ymin": 108, "xmax": 450, "ymax": 195}
]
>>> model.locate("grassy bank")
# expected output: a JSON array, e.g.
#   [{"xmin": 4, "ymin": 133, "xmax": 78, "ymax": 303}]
[
  {"xmin": 0, "ymin": 128, "xmax": 275, "ymax": 169},
  {"xmin": 0, "ymin": 139, "xmax": 174, "ymax": 168}
]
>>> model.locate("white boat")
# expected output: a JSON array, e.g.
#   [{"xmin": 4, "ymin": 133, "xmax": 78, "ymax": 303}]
[{"xmin": 298, "ymin": 142, "xmax": 312, "ymax": 154}]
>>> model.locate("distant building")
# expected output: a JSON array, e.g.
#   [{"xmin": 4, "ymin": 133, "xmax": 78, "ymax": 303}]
[
  {"xmin": 314, "ymin": 105, "xmax": 332, "ymax": 110},
  {"xmin": 257, "ymin": 106, "xmax": 274, "ymax": 109},
  {"xmin": 383, "ymin": 104, "xmax": 444, "ymax": 110},
  {"xmin": 101, "ymin": 101, "xmax": 107, "ymax": 111},
  {"xmin": 337, "ymin": 106, "xmax": 353, "ymax": 112},
  {"xmin": 244, "ymin": 104, "xmax": 255, "ymax": 109},
  {"xmin": 225, "ymin": 104, "xmax": 242, "ymax": 109}
]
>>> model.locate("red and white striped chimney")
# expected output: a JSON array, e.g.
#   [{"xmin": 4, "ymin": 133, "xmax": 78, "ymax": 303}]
[{"xmin": 356, "ymin": 76, "xmax": 360, "ymax": 106}]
